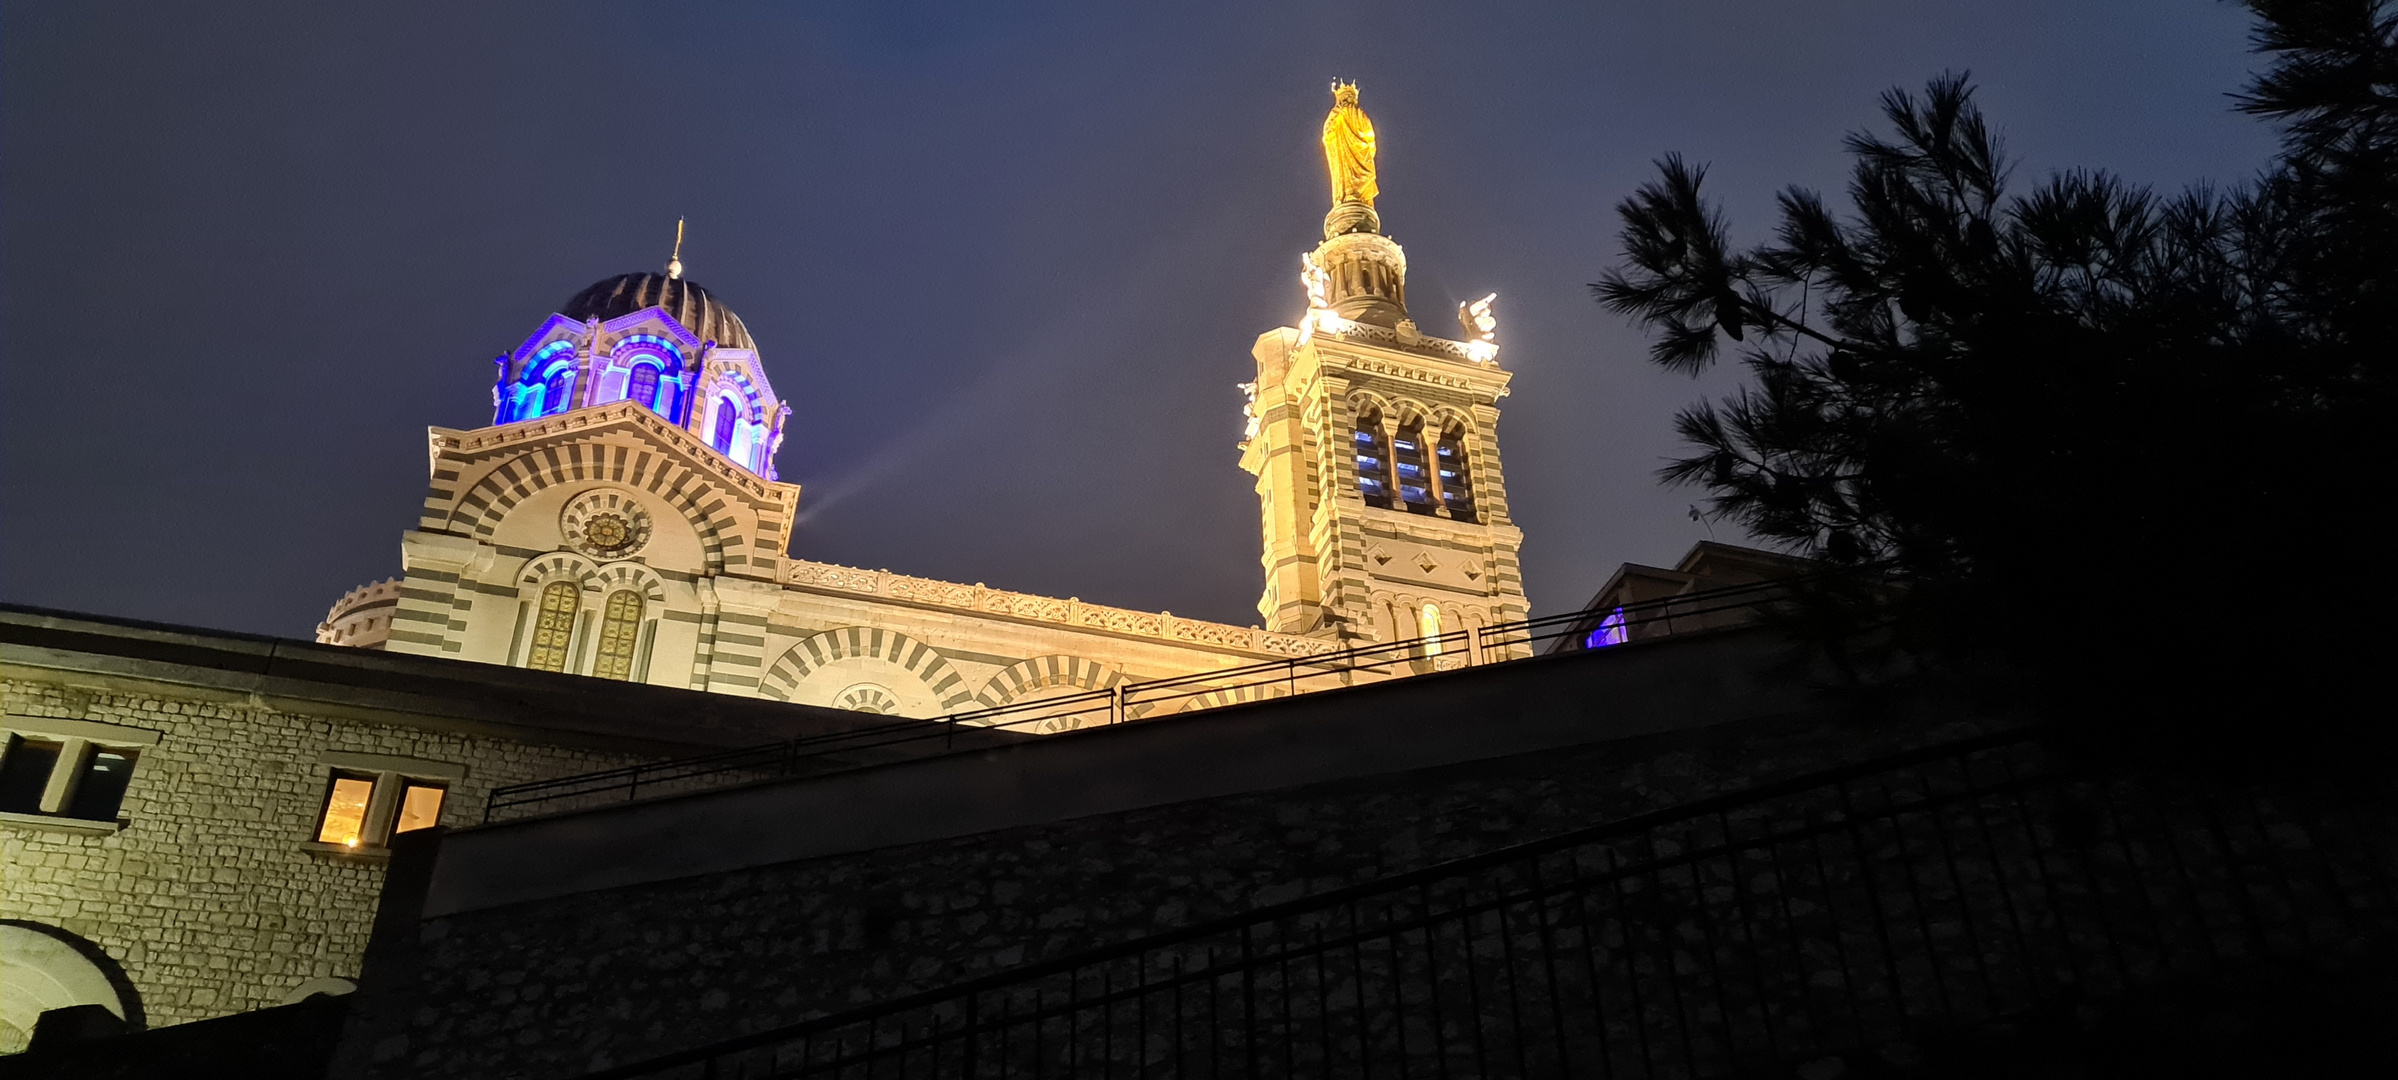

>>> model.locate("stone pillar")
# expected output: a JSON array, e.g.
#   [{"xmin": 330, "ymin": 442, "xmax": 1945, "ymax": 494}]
[
  {"xmin": 386, "ymin": 532, "xmax": 481, "ymax": 657},
  {"xmin": 701, "ymin": 577, "xmax": 781, "ymax": 696}
]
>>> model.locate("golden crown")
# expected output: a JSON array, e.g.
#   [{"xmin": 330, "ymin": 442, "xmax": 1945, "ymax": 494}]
[{"xmin": 1330, "ymin": 80, "xmax": 1359, "ymax": 106}]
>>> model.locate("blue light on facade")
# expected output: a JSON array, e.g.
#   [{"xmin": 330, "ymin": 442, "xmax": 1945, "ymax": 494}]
[{"xmin": 1586, "ymin": 607, "xmax": 1629, "ymax": 648}]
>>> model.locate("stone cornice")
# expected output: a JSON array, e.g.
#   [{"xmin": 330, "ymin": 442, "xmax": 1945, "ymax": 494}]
[
  {"xmin": 1314, "ymin": 322, "xmax": 1507, "ymax": 373},
  {"xmin": 433, "ymin": 403, "xmax": 801, "ymax": 512}
]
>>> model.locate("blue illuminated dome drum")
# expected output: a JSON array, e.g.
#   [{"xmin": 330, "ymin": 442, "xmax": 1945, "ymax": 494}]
[{"xmin": 492, "ymin": 271, "xmax": 784, "ymax": 479}]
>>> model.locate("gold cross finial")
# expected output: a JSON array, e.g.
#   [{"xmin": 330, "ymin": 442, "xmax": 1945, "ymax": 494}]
[{"xmin": 666, "ymin": 218, "xmax": 686, "ymax": 279}]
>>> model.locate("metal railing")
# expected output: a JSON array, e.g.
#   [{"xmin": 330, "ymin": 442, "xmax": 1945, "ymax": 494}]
[
  {"xmin": 482, "ymin": 579, "xmax": 1801, "ymax": 823},
  {"xmin": 581, "ymin": 728, "xmax": 2398, "ymax": 1079}
]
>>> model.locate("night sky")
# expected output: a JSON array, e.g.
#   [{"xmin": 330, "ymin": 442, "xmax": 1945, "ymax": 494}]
[{"xmin": 2, "ymin": 2, "xmax": 2277, "ymax": 637}]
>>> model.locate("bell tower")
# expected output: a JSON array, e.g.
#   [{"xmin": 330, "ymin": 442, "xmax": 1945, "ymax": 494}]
[{"xmin": 1238, "ymin": 83, "xmax": 1530, "ymax": 652}]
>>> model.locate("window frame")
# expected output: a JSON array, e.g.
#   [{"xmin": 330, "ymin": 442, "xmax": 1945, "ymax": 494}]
[
  {"xmin": 0, "ymin": 717, "xmax": 159, "ymax": 833},
  {"xmin": 590, "ymin": 588, "xmax": 644, "ymax": 681},
  {"xmin": 304, "ymin": 752, "xmax": 466, "ymax": 855}
]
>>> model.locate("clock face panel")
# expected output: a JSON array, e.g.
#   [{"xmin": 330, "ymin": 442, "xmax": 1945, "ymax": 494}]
[{"xmin": 560, "ymin": 490, "xmax": 654, "ymax": 560}]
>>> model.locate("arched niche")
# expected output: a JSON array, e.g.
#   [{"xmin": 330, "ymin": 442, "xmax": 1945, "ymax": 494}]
[{"xmin": 0, "ymin": 921, "xmax": 143, "ymax": 1053}]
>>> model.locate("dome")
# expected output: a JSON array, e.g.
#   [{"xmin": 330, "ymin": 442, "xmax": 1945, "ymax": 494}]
[{"xmin": 559, "ymin": 273, "xmax": 756, "ymax": 352}]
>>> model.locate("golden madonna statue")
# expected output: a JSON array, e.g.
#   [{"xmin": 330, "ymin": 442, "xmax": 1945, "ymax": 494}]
[{"xmin": 1322, "ymin": 81, "xmax": 1378, "ymax": 207}]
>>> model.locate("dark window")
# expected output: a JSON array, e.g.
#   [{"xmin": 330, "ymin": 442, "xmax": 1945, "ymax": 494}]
[
  {"xmin": 0, "ymin": 736, "xmax": 60, "ymax": 813},
  {"xmin": 63, "ymin": 750, "xmax": 136, "ymax": 821},
  {"xmin": 626, "ymin": 364, "xmax": 661, "ymax": 411},
  {"xmin": 712, "ymin": 400, "xmax": 737, "ymax": 453}
]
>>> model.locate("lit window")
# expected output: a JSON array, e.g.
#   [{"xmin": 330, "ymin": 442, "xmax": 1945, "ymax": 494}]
[
  {"xmin": 311, "ymin": 770, "xmax": 450, "ymax": 849},
  {"xmin": 1353, "ymin": 407, "xmax": 1395, "ymax": 509},
  {"xmin": 626, "ymin": 364, "xmax": 661, "ymax": 411},
  {"xmin": 1586, "ymin": 607, "xmax": 1630, "ymax": 649},
  {"xmin": 526, "ymin": 581, "xmax": 580, "ymax": 673},
  {"xmin": 1437, "ymin": 424, "xmax": 1476, "ymax": 522},
  {"xmin": 543, "ymin": 365, "xmax": 576, "ymax": 415},
  {"xmin": 0, "ymin": 734, "xmax": 143, "ymax": 822},
  {"xmin": 395, "ymin": 782, "xmax": 446, "ymax": 834},
  {"xmin": 591, "ymin": 590, "xmax": 643, "ymax": 681},
  {"xmin": 1420, "ymin": 602, "xmax": 1444, "ymax": 656},
  {"xmin": 315, "ymin": 773, "xmax": 375, "ymax": 845},
  {"xmin": 1394, "ymin": 419, "xmax": 1435, "ymax": 514}
]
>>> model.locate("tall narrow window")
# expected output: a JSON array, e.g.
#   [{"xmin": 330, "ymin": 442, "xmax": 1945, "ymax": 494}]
[
  {"xmin": 315, "ymin": 772, "xmax": 375, "ymax": 846},
  {"xmin": 1353, "ymin": 407, "xmax": 1395, "ymax": 509},
  {"xmin": 626, "ymin": 364, "xmax": 661, "ymax": 412},
  {"xmin": 1436, "ymin": 423, "xmax": 1477, "ymax": 522},
  {"xmin": 543, "ymin": 365, "xmax": 576, "ymax": 416},
  {"xmin": 591, "ymin": 590, "xmax": 643, "ymax": 681},
  {"xmin": 394, "ymin": 781, "xmax": 446, "ymax": 834},
  {"xmin": 0, "ymin": 736, "xmax": 61, "ymax": 813},
  {"xmin": 525, "ymin": 580, "xmax": 580, "ymax": 673},
  {"xmin": 1419, "ymin": 602, "xmax": 1445, "ymax": 656},
  {"xmin": 63, "ymin": 750, "xmax": 136, "ymax": 821},
  {"xmin": 712, "ymin": 399, "xmax": 738, "ymax": 453},
  {"xmin": 1393, "ymin": 419, "xmax": 1435, "ymax": 513}
]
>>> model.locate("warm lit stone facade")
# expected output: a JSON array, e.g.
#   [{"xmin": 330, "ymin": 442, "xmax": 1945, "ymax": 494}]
[
  {"xmin": 0, "ymin": 608, "xmax": 901, "ymax": 1048},
  {"xmin": 331, "ymin": 86, "xmax": 1526, "ymax": 719}
]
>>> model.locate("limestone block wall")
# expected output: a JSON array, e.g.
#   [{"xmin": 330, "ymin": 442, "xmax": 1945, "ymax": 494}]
[
  {"xmin": 351, "ymin": 707, "xmax": 2004, "ymax": 1079},
  {"xmin": 0, "ymin": 675, "xmax": 646, "ymax": 1036}
]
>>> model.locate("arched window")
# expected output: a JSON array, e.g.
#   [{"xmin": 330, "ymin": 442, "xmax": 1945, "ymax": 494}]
[
  {"xmin": 1393, "ymin": 418, "xmax": 1435, "ymax": 513},
  {"xmin": 1353, "ymin": 406, "xmax": 1395, "ymax": 509},
  {"xmin": 542, "ymin": 365, "xmax": 576, "ymax": 416},
  {"xmin": 711, "ymin": 398, "xmax": 737, "ymax": 453},
  {"xmin": 1419, "ymin": 602, "xmax": 1445, "ymax": 656},
  {"xmin": 626, "ymin": 364, "xmax": 661, "ymax": 412},
  {"xmin": 525, "ymin": 581, "xmax": 580, "ymax": 673},
  {"xmin": 1436, "ymin": 423, "xmax": 1477, "ymax": 522},
  {"xmin": 590, "ymin": 590, "xmax": 643, "ymax": 681}
]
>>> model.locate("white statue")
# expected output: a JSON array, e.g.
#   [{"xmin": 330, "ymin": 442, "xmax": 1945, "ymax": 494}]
[
  {"xmin": 1459, "ymin": 292, "xmax": 1497, "ymax": 342},
  {"xmin": 1458, "ymin": 293, "xmax": 1498, "ymax": 362}
]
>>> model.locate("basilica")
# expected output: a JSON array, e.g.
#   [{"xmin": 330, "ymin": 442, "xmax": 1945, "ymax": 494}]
[{"xmin": 320, "ymin": 83, "xmax": 1531, "ymax": 721}]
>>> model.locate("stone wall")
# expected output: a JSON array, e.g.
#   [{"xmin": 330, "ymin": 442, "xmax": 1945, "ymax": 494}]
[
  {"xmin": 350, "ymin": 700, "xmax": 2006, "ymax": 1078},
  {"xmin": 0, "ymin": 674, "xmax": 646, "ymax": 1040}
]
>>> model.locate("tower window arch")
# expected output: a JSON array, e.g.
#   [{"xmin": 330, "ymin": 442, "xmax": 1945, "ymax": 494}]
[
  {"xmin": 1392, "ymin": 416, "xmax": 1435, "ymax": 513},
  {"xmin": 626, "ymin": 364, "xmax": 662, "ymax": 412},
  {"xmin": 711, "ymin": 397, "xmax": 738, "ymax": 454},
  {"xmin": 542, "ymin": 364, "xmax": 576, "ymax": 416},
  {"xmin": 1353, "ymin": 405, "xmax": 1395, "ymax": 509},
  {"xmin": 525, "ymin": 581, "xmax": 580, "ymax": 673},
  {"xmin": 1419, "ymin": 602, "xmax": 1445, "ymax": 656},
  {"xmin": 1436, "ymin": 421, "xmax": 1477, "ymax": 522},
  {"xmin": 591, "ymin": 590, "xmax": 643, "ymax": 681},
  {"xmin": 612, "ymin": 335, "xmax": 683, "ymax": 413},
  {"xmin": 508, "ymin": 341, "xmax": 579, "ymax": 422}
]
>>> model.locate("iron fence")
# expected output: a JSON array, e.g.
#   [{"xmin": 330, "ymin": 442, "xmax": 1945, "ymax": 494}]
[
  {"xmin": 483, "ymin": 579, "xmax": 1801, "ymax": 823},
  {"xmin": 580, "ymin": 728, "xmax": 2397, "ymax": 1079}
]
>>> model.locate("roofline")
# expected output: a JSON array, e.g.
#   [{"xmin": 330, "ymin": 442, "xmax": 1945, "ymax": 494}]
[{"xmin": 0, "ymin": 603, "xmax": 930, "ymax": 759}]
